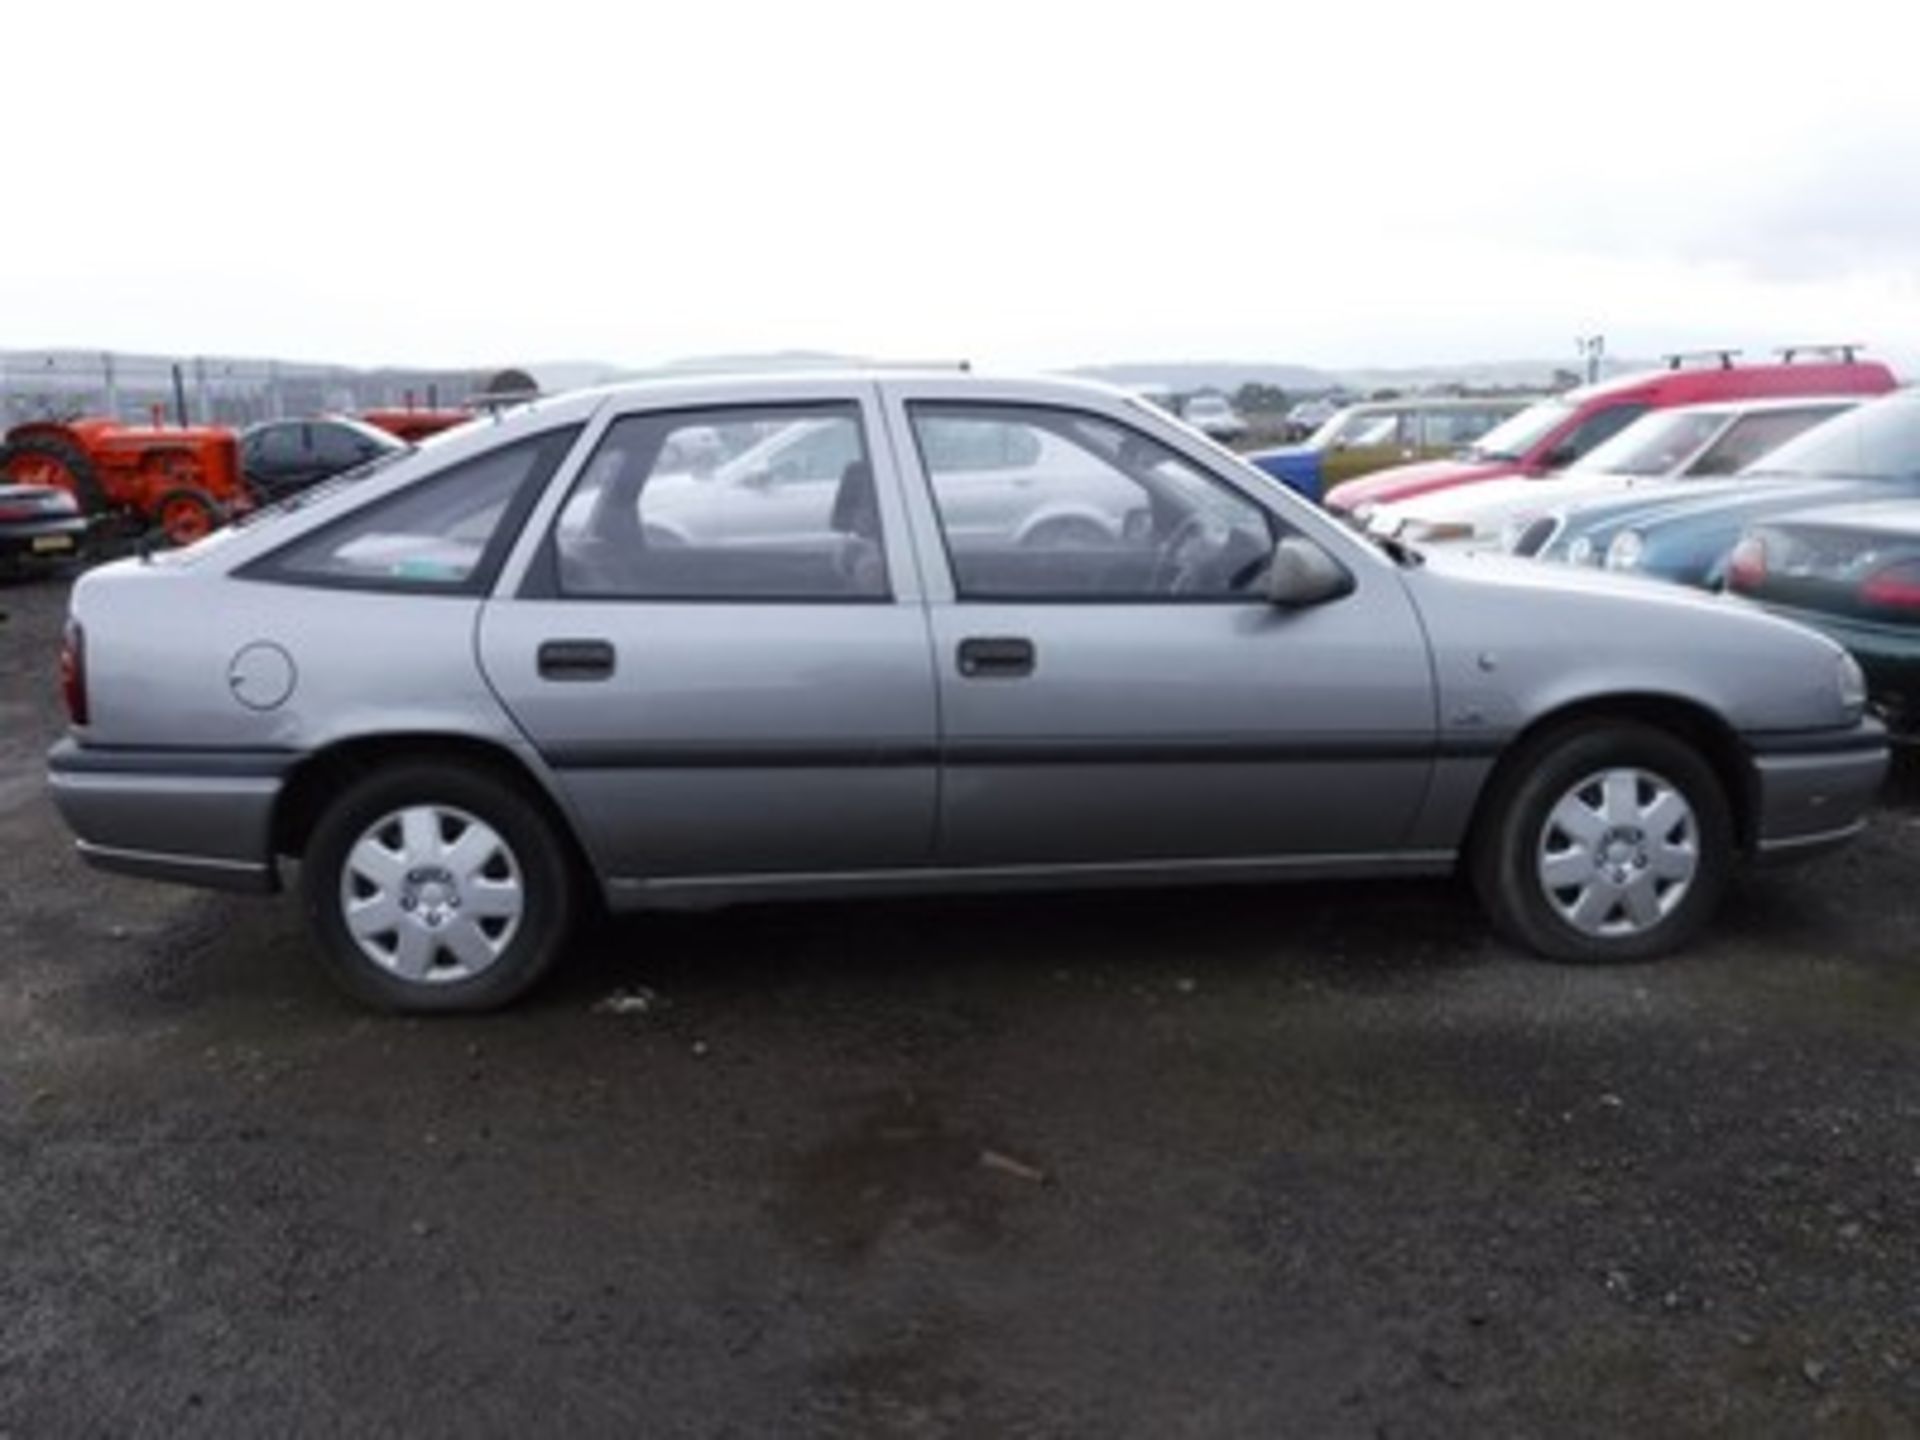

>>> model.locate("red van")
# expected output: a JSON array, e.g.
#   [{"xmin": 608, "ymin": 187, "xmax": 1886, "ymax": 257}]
[{"xmin": 1324, "ymin": 347, "xmax": 1898, "ymax": 518}]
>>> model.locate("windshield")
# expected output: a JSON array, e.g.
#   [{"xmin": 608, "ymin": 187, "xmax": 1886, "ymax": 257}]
[
  {"xmin": 1570, "ymin": 410, "xmax": 1726, "ymax": 477},
  {"xmin": 1309, "ymin": 407, "xmax": 1386, "ymax": 448},
  {"xmin": 1744, "ymin": 395, "xmax": 1920, "ymax": 482},
  {"xmin": 1463, "ymin": 399, "xmax": 1573, "ymax": 462}
]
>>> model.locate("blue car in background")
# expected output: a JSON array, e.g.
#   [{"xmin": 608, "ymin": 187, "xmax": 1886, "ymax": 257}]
[
  {"xmin": 1539, "ymin": 391, "xmax": 1920, "ymax": 588},
  {"xmin": 1246, "ymin": 395, "xmax": 1533, "ymax": 502}
]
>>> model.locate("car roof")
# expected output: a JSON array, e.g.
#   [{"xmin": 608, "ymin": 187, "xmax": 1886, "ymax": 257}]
[{"xmin": 1646, "ymin": 394, "xmax": 1865, "ymax": 420}]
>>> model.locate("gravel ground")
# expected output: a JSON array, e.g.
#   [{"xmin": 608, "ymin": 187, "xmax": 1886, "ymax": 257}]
[{"xmin": 3, "ymin": 571, "xmax": 1918, "ymax": 1437}]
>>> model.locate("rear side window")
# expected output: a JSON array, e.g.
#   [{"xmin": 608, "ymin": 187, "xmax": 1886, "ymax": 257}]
[
  {"xmin": 1686, "ymin": 408, "xmax": 1843, "ymax": 477},
  {"xmin": 1550, "ymin": 403, "xmax": 1650, "ymax": 464},
  {"xmin": 548, "ymin": 403, "xmax": 887, "ymax": 601},
  {"xmin": 247, "ymin": 427, "xmax": 579, "ymax": 593}
]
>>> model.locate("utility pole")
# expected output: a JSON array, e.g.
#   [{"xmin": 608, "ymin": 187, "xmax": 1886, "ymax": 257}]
[{"xmin": 1575, "ymin": 334, "xmax": 1606, "ymax": 386}]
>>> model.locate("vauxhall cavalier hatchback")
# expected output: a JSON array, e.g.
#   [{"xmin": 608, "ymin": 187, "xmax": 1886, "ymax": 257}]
[{"xmin": 49, "ymin": 373, "xmax": 1886, "ymax": 1010}]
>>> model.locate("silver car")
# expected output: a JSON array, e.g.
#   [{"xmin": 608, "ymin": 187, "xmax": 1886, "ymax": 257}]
[{"xmin": 47, "ymin": 372, "xmax": 1887, "ymax": 1011}]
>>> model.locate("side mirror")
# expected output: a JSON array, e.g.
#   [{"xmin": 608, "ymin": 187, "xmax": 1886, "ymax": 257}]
[
  {"xmin": 1266, "ymin": 536, "xmax": 1355, "ymax": 608},
  {"xmin": 1541, "ymin": 445, "xmax": 1579, "ymax": 470}
]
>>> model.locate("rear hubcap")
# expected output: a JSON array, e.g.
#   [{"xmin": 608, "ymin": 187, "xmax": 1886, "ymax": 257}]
[{"xmin": 339, "ymin": 805, "xmax": 524, "ymax": 983}]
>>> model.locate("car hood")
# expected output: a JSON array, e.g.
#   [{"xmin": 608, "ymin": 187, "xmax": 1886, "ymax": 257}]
[
  {"xmin": 1378, "ymin": 471, "xmax": 1654, "ymax": 531},
  {"xmin": 1327, "ymin": 457, "xmax": 1513, "ymax": 511},
  {"xmin": 1751, "ymin": 497, "xmax": 1920, "ymax": 540},
  {"xmin": 1561, "ymin": 477, "xmax": 1871, "ymax": 543},
  {"xmin": 1245, "ymin": 443, "xmax": 1312, "ymax": 462}
]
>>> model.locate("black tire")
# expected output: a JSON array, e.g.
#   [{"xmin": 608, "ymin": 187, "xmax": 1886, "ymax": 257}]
[
  {"xmin": 151, "ymin": 487, "xmax": 221, "ymax": 546},
  {"xmin": 301, "ymin": 762, "xmax": 577, "ymax": 1012},
  {"xmin": 0, "ymin": 435, "xmax": 107, "ymax": 513},
  {"xmin": 1470, "ymin": 721, "xmax": 1734, "ymax": 963}
]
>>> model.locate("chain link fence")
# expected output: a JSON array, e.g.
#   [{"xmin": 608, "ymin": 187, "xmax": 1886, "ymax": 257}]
[{"xmin": 0, "ymin": 350, "xmax": 493, "ymax": 430}]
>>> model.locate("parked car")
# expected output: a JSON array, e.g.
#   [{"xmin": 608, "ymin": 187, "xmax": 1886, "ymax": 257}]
[
  {"xmin": 1324, "ymin": 349, "xmax": 1898, "ymax": 521},
  {"xmin": 1248, "ymin": 396, "xmax": 1539, "ymax": 502},
  {"xmin": 241, "ymin": 417, "xmax": 408, "ymax": 500},
  {"xmin": 1727, "ymin": 499, "xmax": 1920, "ymax": 738},
  {"xmin": 1284, "ymin": 397, "xmax": 1345, "ymax": 440},
  {"xmin": 1180, "ymin": 393, "xmax": 1248, "ymax": 442},
  {"xmin": 0, "ymin": 483, "xmax": 88, "ymax": 580},
  {"xmin": 48, "ymin": 372, "xmax": 1885, "ymax": 1012},
  {"xmin": 1544, "ymin": 390, "xmax": 1920, "ymax": 588},
  {"xmin": 1369, "ymin": 397, "xmax": 1860, "ymax": 554}
]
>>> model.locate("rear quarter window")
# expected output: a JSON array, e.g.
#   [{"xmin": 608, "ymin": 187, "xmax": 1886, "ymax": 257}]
[{"xmin": 241, "ymin": 426, "xmax": 580, "ymax": 594}]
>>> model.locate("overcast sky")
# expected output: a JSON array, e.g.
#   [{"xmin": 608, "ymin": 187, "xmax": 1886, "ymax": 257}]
[{"xmin": 8, "ymin": 0, "xmax": 1918, "ymax": 374}]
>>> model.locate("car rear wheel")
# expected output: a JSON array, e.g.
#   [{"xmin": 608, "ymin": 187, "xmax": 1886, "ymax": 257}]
[
  {"xmin": 1472, "ymin": 721, "xmax": 1733, "ymax": 962},
  {"xmin": 302, "ymin": 762, "xmax": 576, "ymax": 1012}
]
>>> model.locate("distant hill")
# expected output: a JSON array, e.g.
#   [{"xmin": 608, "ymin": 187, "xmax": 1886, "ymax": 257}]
[{"xmin": 1070, "ymin": 361, "xmax": 1343, "ymax": 394}]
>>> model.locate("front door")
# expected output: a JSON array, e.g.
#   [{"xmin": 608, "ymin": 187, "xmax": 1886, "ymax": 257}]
[
  {"xmin": 480, "ymin": 390, "xmax": 939, "ymax": 885},
  {"xmin": 884, "ymin": 392, "xmax": 1438, "ymax": 867}
]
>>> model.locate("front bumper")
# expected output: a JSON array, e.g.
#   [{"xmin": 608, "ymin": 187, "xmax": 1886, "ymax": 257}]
[
  {"xmin": 47, "ymin": 739, "xmax": 294, "ymax": 893},
  {"xmin": 1744, "ymin": 720, "xmax": 1890, "ymax": 863}
]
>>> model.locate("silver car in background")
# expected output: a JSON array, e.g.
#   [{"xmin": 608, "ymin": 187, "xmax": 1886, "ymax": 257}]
[{"xmin": 48, "ymin": 372, "xmax": 1886, "ymax": 1011}]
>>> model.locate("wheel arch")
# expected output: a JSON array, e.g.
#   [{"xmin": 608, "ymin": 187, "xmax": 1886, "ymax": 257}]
[
  {"xmin": 272, "ymin": 732, "xmax": 602, "ymax": 886},
  {"xmin": 1465, "ymin": 692, "xmax": 1757, "ymax": 859}
]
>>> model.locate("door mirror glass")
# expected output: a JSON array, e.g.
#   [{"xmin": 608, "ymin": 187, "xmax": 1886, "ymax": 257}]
[{"xmin": 1266, "ymin": 536, "xmax": 1354, "ymax": 608}]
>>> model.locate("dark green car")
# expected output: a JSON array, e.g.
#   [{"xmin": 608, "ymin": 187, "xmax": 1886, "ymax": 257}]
[{"xmin": 1729, "ymin": 499, "xmax": 1920, "ymax": 738}]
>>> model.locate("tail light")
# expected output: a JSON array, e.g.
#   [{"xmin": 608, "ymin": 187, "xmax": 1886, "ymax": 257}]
[
  {"xmin": 1860, "ymin": 559, "xmax": 1920, "ymax": 612},
  {"xmin": 0, "ymin": 505, "xmax": 29, "ymax": 522},
  {"xmin": 60, "ymin": 620, "xmax": 88, "ymax": 726},
  {"xmin": 1727, "ymin": 535, "xmax": 1767, "ymax": 593}
]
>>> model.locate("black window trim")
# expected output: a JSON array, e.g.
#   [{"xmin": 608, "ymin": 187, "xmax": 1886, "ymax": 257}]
[
  {"xmin": 237, "ymin": 424, "xmax": 584, "ymax": 598},
  {"xmin": 517, "ymin": 400, "xmax": 895, "ymax": 605}
]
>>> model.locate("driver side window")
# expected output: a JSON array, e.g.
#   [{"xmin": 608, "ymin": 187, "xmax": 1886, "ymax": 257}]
[{"xmin": 908, "ymin": 404, "xmax": 1276, "ymax": 601}]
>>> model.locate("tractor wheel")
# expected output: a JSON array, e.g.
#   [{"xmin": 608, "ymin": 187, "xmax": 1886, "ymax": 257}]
[
  {"xmin": 0, "ymin": 435, "xmax": 107, "ymax": 513},
  {"xmin": 153, "ymin": 488, "xmax": 221, "ymax": 547}
]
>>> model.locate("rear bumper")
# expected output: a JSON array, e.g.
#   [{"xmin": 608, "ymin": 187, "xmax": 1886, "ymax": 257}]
[
  {"xmin": 0, "ymin": 516, "xmax": 88, "ymax": 562},
  {"xmin": 47, "ymin": 739, "xmax": 293, "ymax": 893},
  {"xmin": 1745, "ymin": 721, "xmax": 1889, "ymax": 864}
]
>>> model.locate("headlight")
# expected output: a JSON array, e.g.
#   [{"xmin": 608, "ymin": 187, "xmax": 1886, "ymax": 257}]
[
  {"xmin": 1566, "ymin": 536, "xmax": 1594, "ymax": 566},
  {"xmin": 1605, "ymin": 529, "xmax": 1645, "ymax": 571},
  {"xmin": 1837, "ymin": 652, "xmax": 1868, "ymax": 718}
]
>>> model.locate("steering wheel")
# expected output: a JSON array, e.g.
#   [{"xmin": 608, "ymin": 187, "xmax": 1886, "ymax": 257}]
[{"xmin": 1150, "ymin": 512, "xmax": 1214, "ymax": 594}]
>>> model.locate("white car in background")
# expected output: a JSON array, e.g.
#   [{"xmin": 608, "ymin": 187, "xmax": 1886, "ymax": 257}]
[
  {"xmin": 1364, "ymin": 396, "xmax": 1864, "ymax": 554},
  {"xmin": 1181, "ymin": 393, "xmax": 1249, "ymax": 442}
]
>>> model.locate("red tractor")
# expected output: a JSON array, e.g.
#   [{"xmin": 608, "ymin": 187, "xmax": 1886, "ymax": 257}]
[
  {"xmin": 358, "ymin": 407, "xmax": 474, "ymax": 443},
  {"xmin": 0, "ymin": 417, "xmax": 250, "ymax": 545}
]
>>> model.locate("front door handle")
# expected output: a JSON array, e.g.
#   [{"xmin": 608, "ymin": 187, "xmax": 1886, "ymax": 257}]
[
  {"xmin": 538, "ymin": 638, "xmax": 616, "ymax": 681},
  {"xmin": 957, "ymin": 636, "xmax": 1035, "ymax": 679}
]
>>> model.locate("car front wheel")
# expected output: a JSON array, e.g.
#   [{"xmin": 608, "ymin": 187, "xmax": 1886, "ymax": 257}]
[
  {"xmin": 1472, "ymin": 722, "xmax": 1734, "ymax": 962},
  {"xmin": 301, "ymin": 762, "xmax": 576, "ymax": 1012}
]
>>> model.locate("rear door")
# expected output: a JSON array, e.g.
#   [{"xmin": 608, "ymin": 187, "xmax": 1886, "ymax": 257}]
[
  {"xmin": 479, "ymin": 381, "xmax": 940, "ymax": 886},
  {"xmin": 880, "ymin": 383, "xmax": 1439, "ymax": 867}
]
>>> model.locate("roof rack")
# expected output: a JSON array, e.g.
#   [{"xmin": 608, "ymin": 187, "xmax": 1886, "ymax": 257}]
[
  {"xmin": 1662, "ymin": 348, "xmax": 1742, "ymax": 371},
  {"xmin": 1775, "ymin": 343, "xmax": 1865, "ymax": 364}
]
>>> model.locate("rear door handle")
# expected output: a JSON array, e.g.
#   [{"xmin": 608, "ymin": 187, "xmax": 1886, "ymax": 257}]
[
  {"xmin": 538, "ymin": 638, "xmax": 616, "ymax": 681},
  {"xmin": 957, "ymin": 636, "xmax": 1035, "ymax": 678}
]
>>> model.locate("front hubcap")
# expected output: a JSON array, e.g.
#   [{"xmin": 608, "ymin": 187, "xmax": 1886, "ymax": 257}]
[
  {"xmin": 339, "ymin": 805, "xmax": 523, "ymax": 983},
  {"xmin": 1537, "ymin": 767, "xmax": 1698, "ymax": 938}
]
